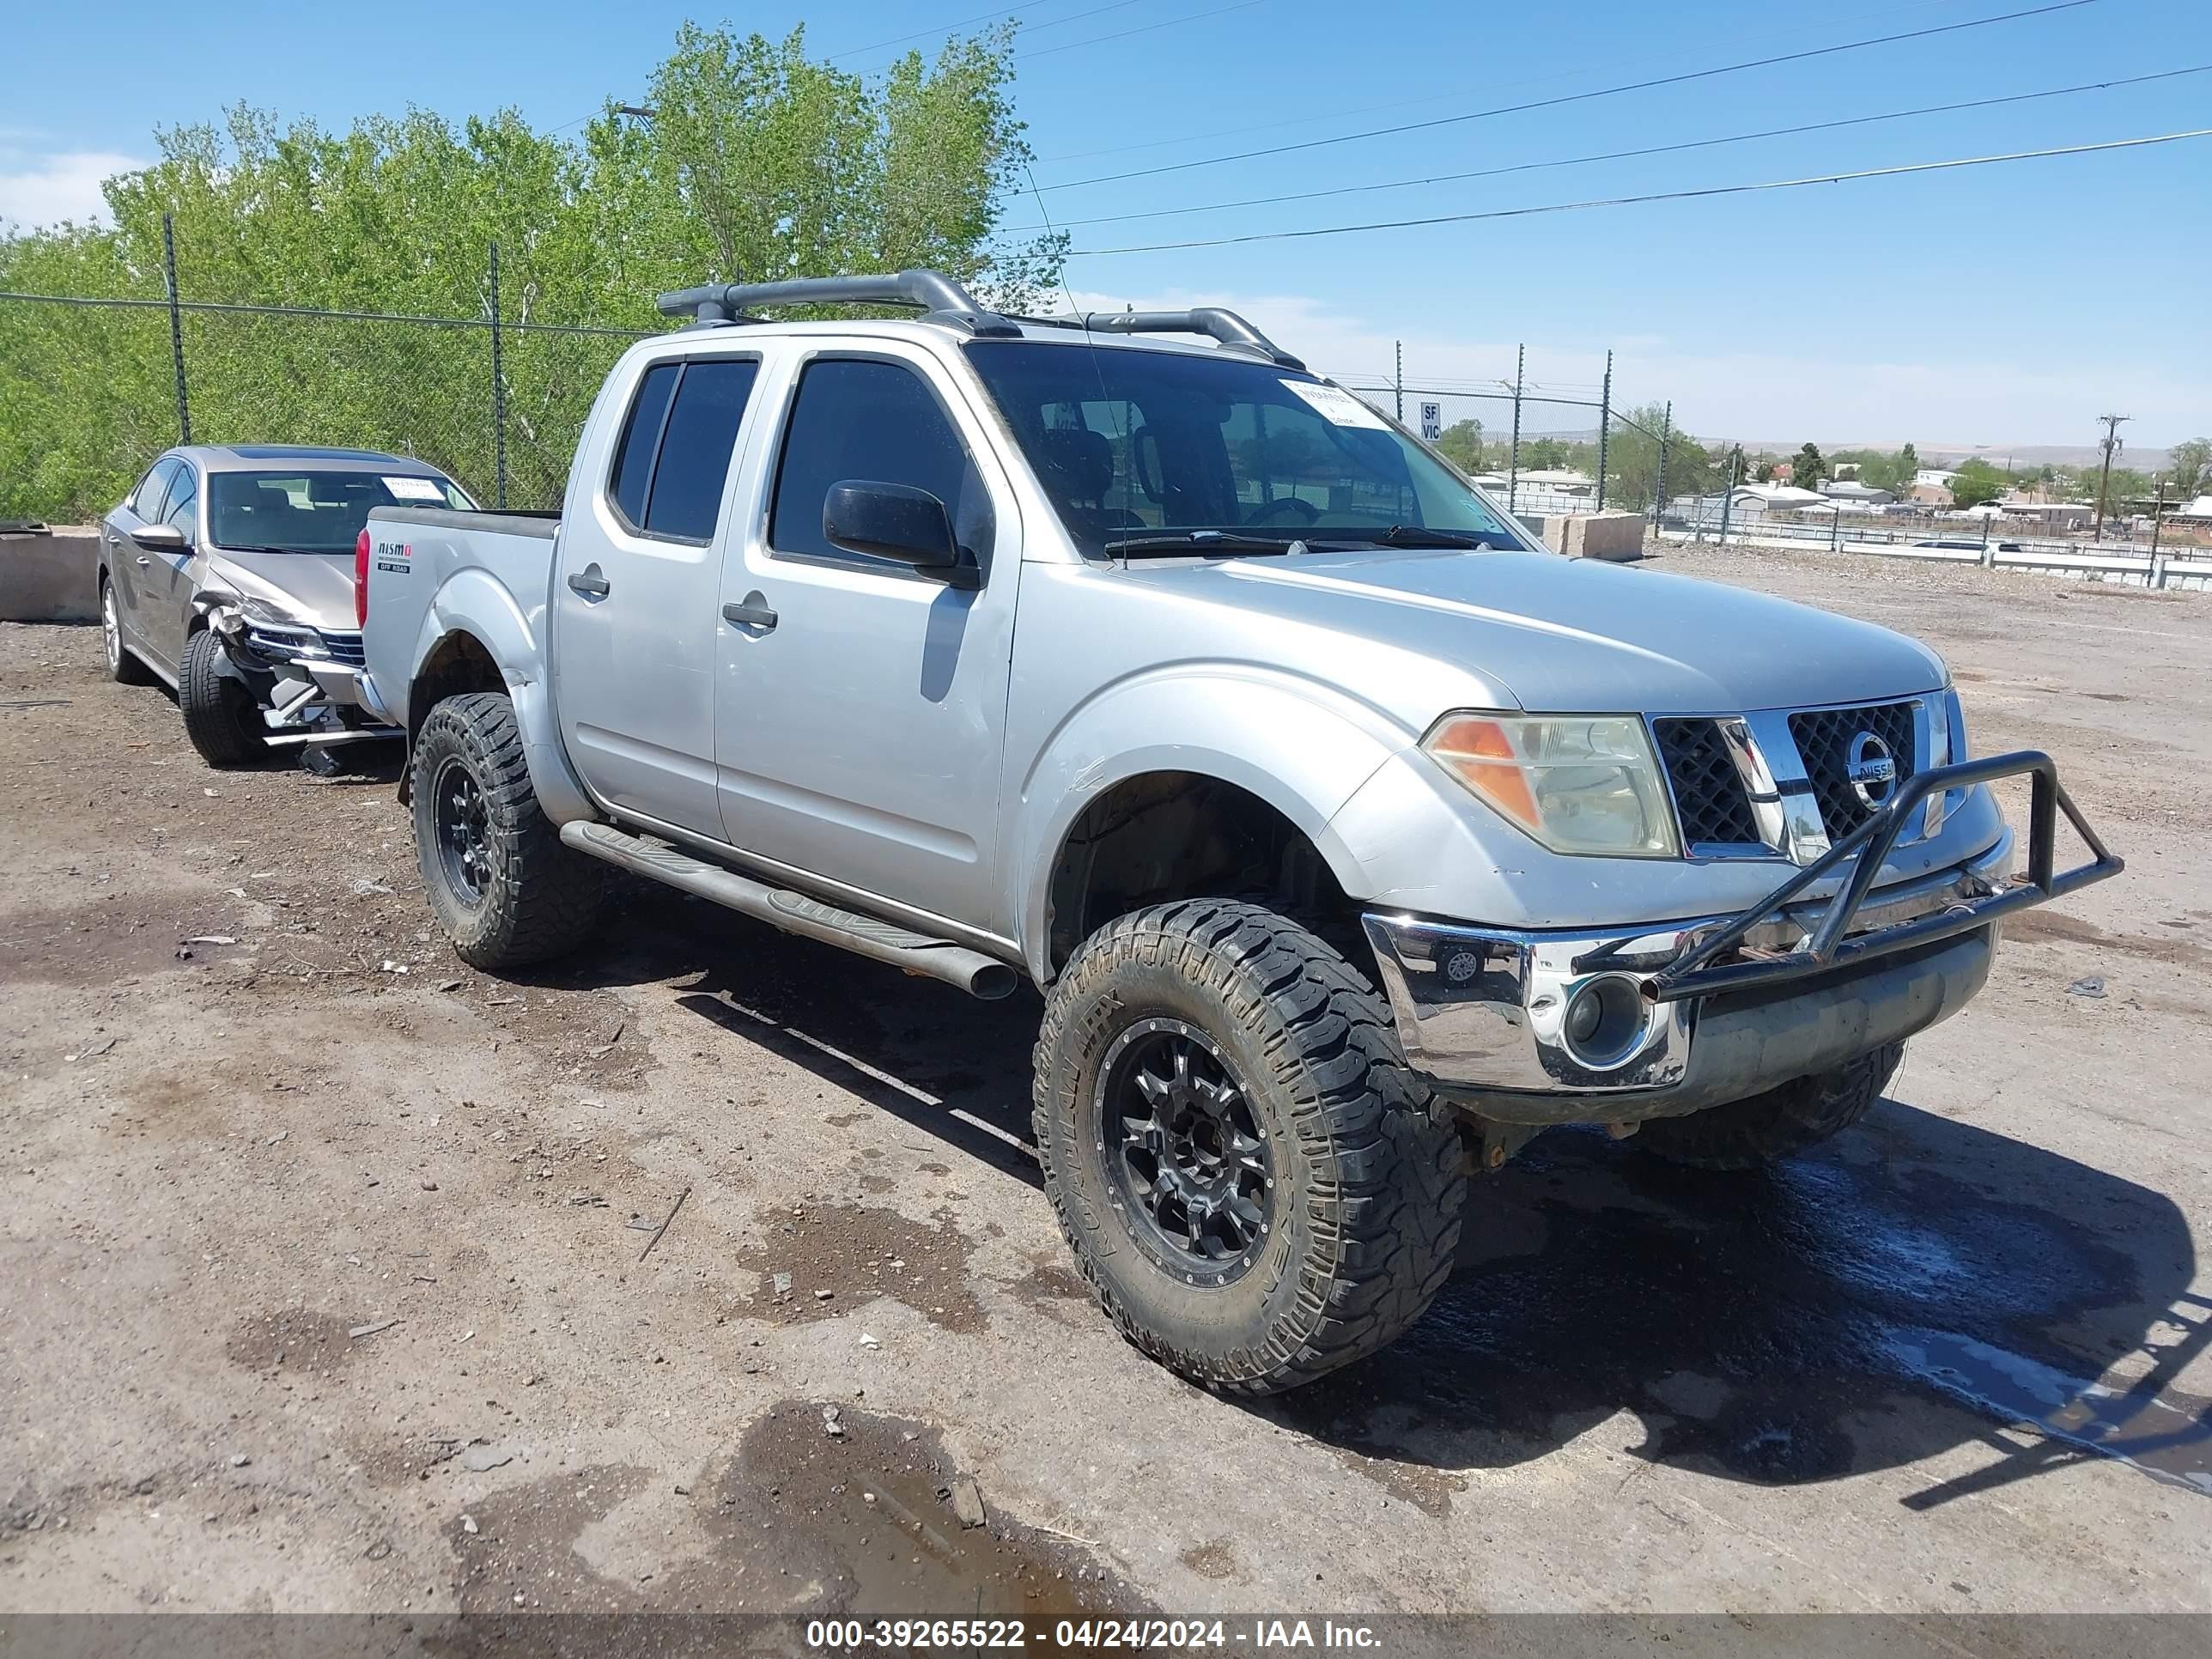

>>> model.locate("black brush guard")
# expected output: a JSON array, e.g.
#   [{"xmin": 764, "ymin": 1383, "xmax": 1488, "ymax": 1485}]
[{"xmin": 1637, "ymin": 750, "xmax": 2122, "ymax": 1003}]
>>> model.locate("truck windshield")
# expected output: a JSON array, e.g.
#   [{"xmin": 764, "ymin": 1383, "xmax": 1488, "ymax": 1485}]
[
  {"xmin": 209, "ymin": 470, "xmax": 471, "ymax": 554},
  {"xmin": 963, "ymin": 339, "xmax": 1525, "ymax": 556}
]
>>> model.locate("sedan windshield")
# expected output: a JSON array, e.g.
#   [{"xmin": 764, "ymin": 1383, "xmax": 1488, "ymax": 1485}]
[
  {"xmin": 208, "ymin": 470, "xmax": 471, "ymax": 554},
  {"xmin": 963, "ymin": 339, "xmax": 1525, "ymax": 556}
]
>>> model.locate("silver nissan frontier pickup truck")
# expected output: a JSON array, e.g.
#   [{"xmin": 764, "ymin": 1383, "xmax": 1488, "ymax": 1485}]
[{"xmin": 361, "ymin": 269, "xmax": 2119, "ymax": 1394}]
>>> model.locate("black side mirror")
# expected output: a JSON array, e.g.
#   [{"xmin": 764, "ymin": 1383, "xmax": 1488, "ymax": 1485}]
[
  {"xmin": 131, "ymin": 523, "xmax": 189, "ymax": 554},
  {"xmin": 823, "ymin": 480, "xmax": 975, "ymax": 585}
]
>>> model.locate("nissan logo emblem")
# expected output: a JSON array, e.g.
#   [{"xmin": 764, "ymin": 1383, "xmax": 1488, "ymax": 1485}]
[{"xmin": 1846, "ymin": 731, "xmax": 1898, "ymax": 807}]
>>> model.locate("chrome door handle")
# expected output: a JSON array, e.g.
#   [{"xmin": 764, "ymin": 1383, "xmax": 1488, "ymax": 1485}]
[
  {"xmin": 722, "ymin": 600, "xmax": 777, "ymax": 632},
  {"xmin": 567, "ymin": 567, "xmax": 611, "ymax": 599},
  {"xmin": 136, "ymin": 556, "xmax": 151, "ymax": 568}
]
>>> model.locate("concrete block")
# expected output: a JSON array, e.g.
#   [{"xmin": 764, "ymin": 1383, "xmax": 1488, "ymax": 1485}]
[
  {"xmin": 1, "ymin": 526, "xmax": 100, "ymax": 623},
  {"xmin": 1523, "ymin": 511, "xmax": 1647, "ymax": 561}
]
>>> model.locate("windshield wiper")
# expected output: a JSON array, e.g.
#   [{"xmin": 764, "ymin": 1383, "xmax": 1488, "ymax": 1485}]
[
  {"xmin": 217, "ymin": 544, "xmax": 336, "ymax": 556},
  {"xmin": 1352, "ymin": 525, "xmax": 1495, "ymax": 549},
  {"xmin": 1103, "ymin": 530, "xmax": 1304, "ymax": 557}
]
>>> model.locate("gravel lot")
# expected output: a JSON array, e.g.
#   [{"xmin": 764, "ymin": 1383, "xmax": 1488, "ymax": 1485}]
[{"xmin": 2, "ymin": 541, "xmax": 2207, "ymax": 1628}]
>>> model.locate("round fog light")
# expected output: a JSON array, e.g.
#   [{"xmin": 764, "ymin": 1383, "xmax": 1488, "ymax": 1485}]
[{"xmin": 1560, "ymin": 975, "xmax": 1651, "ymax": 1072}]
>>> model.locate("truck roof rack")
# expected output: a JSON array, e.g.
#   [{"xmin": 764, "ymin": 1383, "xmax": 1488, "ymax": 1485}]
[
  {"xmin": 653, "ymin": 270, "xmax": 1305, "ymax": 368},
  {"xmin": 1041, "ymin": 308, "xmax": 1305, "ymax": 370},
  {"xmin": 654, "ymin": 270, "xmax": 1022, "ymax": 337}
]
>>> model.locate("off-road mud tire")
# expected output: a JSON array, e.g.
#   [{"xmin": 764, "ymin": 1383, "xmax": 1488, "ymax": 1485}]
[
  {"xmin": 1637, "ymin": 1042, "xmax": 1905, "ymax": 1170},
  {"xmin": 410, "ymin": 691, "xmax": 603, "ymax": 969},
  {"xmin": 1032, "ymin": 898, "xmax": 1467, "ymax": 1394}
]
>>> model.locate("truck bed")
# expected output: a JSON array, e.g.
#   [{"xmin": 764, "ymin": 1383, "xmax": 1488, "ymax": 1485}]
[{"xmin": 360, "ymin": 504, "xmax": 562, "ymax": 738}]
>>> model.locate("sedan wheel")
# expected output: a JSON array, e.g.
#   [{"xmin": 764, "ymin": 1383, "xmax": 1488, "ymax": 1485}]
[{"xmin": 101, "ymin": 580, "xmax": 153, "ymax": 685}]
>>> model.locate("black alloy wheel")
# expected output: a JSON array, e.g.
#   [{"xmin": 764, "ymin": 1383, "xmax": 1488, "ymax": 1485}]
[
  {"xmin": 1095, "ymin": 1017, "xmax": 1273, "ymax": 1285},
  {"xmin": 434, "ymin": 755, "xmax": 493, "ymax": 908}
]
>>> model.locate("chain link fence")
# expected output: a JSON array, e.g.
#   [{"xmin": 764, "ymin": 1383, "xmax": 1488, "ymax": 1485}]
[
  {"xmin": 1333, "ymin": 354, "xmax": 1705, "ymax": 535},
  {"xmin": 1, "ymin": 222, "xmax": 650, "ymax": 525}
]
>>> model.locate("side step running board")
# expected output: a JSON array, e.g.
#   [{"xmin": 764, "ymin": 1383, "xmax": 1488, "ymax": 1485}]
[{"xmin": 560, "ymin": 820, "xmax": 1020, "ymax": 1001}]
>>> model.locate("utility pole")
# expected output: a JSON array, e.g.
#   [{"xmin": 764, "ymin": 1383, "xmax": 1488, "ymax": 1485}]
[
  {"xmin": 1594, "ymin": 348, "xmax": 1613, "ymax": 513},
  {"xmin": 1393, "ymin": 340, "xmax": 1403, "ymax": 423},
  {"xmin": 2094, "ymin": 412, "xmax": 2130, "ymax": 539},
  {"xmin": 1717, "ymin": 447, "xmax": 1742, "ymax": 548},
  {"xmin": 1652, "ymin": 400, "xmax": 1672, "ymax": 533},
  {"xmin": 1507, "ymin": 344, "xmax": 1524, "ymax": 515}
]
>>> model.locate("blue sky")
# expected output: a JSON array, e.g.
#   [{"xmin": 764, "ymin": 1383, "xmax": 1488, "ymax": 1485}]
[{"xmin": 6, "ymin": 0, "xmax": 2207, "ymax": 451}]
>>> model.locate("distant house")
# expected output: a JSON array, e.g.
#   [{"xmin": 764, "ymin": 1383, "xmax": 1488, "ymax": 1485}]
[
  {"xmin": 1769, "ymin": 459, "xmax": 1794, "ymax": 483},
  {"xmin": 1909, "ymin": 468, "xmax": 1960, "ymax": 508},
  {"xmin": 1515, "ymin": 468, "xmax": 1595, "ymax": 496},
  {"xmin": 2172, "ymin": 495, "xmax": 2212, "ymax": 524},
  {"xmin": 1997, "ymin": 498, "xmax": 2093, "ymax": 530},
  {"xmin": 1821, "ymin": 480, "xmax": 1894, "ymax": 505}
]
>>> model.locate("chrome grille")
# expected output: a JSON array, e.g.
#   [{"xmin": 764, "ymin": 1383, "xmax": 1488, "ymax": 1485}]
[
  {"xmin": 241, "ymin": 624, "xmax": 364, "ymax": 666},
  {"xmin": 1652, "ymin": 718, "xmax": 1762, "ymax": 847},
  {"xmin": 317, "ymin": 630, "xmax": 366, "ymax": 666},
  {"xmin": 1788, "ymin": 701, "xmax": 1917, "ymax": 838}
]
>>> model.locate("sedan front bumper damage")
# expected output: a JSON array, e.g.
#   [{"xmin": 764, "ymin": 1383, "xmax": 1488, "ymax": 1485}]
[
  {"xmin": 207, "ymin": 606, "xmax": 400, "ymax": 751},
  {"xmin": 1363, "ymin": 750, "xmax": 2121, "ymax": 1127}
]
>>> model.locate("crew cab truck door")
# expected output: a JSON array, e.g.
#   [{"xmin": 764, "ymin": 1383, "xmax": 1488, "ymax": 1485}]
[
  {"xmin": 714, "ymin": 343, "xmax": 1018, "ymax": 936},
  {"xmin": 551, "ymin": 350, "xmax": 762, "ymax": 840}
]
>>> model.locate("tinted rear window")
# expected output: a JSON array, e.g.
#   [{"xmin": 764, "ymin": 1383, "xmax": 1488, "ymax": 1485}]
[
  {"xmin": 611, "ymin": 359, "xmax": 759, "ymax": 542},
  {"xmin": 610, "ymin": 362, "xmax": 680, "ymax": 530}
]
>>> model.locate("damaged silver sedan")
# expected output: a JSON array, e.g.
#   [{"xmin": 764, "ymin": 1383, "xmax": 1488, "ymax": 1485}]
[{"xmin": 98, "ymin": 444, "xmax": 474, "ymax": 769}]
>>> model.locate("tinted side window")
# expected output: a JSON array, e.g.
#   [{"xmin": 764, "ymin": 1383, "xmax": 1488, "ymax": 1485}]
[
  {"xmin": 641, "ymin": 361, "xmax": 759, "ymax": 541},
  {"xmin": 162, "ymin": 467, "xmax": 198, "ymax": 538},
  {"xmin": 131, "ymin": 459, "xmax": 179, "ymax": 521},
  {"xmin": 609, "ymin": 362, "xmax": 680, "ymax": 530},
  {"xmin": 769, "ymin": 360, "xmax": 988, "ymax": 562}
]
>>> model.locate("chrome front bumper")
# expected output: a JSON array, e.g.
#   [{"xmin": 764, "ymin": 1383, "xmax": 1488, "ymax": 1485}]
[
  {"xmin": 1362, "ymin": 836, "xmax": 2009, "ymax": 1118},
  {"xmin": 1362, "ymin": 750, "xmax": 2123, "ymax": 1125}
]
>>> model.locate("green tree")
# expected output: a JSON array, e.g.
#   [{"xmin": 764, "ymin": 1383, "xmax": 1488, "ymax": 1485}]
[
  {"xmin": 1433, "ymin": 417, "xmax": 1484, "ymax": 473},
  {"xmin": 1605, "ymin": 403, "xmax": 1714, "ymax": 507},
  {"xmin": 1518, "ymin": 436, "xmax": 1572, "ymax": 471},
  {"xmin": 1792, "ymin": 441, "xmax": 1828, "ymax": 490},
  {"xmin": 1951, "ymin": 459, "xmax": 2007, "ymax": 508},
  {"xmin": 0, "ymin": 21, "xmax": 1062, "ymax": 521},
  {"xmin": 2100, "ymin": 465, "xmax": 2153, "ymax": 504},
  {"xmin": 2166, "ymin": 438, "xmax": 2210, "ymax": 497}
]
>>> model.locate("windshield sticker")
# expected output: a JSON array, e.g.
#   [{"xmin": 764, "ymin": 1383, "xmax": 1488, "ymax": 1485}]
[
  {"xmin": 383, "ymin": 475, "xmax": 445, "ymax": 502},
  {"xmin": 1280, "ymin": 380, "xmax": 1392, "ymax": 431}
]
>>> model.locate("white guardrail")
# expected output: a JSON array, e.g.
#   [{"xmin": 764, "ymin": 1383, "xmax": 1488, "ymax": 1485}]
[{"xmin": 1653, "ymin": 521, "xmax": 2212, "ymax": 592}]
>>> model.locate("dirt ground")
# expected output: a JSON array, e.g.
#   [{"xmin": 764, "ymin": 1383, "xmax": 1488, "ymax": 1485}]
[{"xmin": 2, "ymin": 542, "xmax": 2208, "ymax": 1631}]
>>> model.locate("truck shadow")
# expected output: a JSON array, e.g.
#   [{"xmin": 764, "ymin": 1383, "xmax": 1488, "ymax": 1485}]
[
  {"xmin": 537, "ymin": 887, "xmax": 2209, "ymax": 1502},
  {"xmin": 1262, "ymin": 1116, "xmax": 2210, "ymax": 1505}
]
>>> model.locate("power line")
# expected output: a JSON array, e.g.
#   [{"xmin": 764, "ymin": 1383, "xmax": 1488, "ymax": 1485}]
[
  {"xmin": 541, "ymin": 0, "xmax": 1231, "ymax": 135},
  {"xmin": 1021, "ymin": 0, "xmax": 1264, "ymax": 59},
  {"xmin": 1061, "ymin": 127, "xmax": 2212, "ymax": 256},
  {"xmin": 1033, "ymin": 0, "xmax": 1981, "ymax": 165},
  {"xmin": 1034, "ymin": 0, "xmax": 2103, "ymax": 191},
  {"xmin": 828, "ymin": 0, "xmax": 1140, "ymax": 61},
  {"xmin": 1003, "ymin": 64, "xmax": 2209, "ymax": 234}
]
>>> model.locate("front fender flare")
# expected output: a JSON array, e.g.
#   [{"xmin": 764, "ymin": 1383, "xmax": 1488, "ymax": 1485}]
[
  {"xmin": 405, "ymin": 568, "xmax": 594, "ymax": 824},
  {"xmin": 1009, "ymin": 668, "xmax": 1413, "ymax": 981}
]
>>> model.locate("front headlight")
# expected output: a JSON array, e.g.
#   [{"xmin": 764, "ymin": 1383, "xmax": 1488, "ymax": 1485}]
[
  {"xmin": 1923, "ymin": 688, "xmax": 1969, "ymax": 838},
  {"xmin": 1425, "ymin": 712, "xmax": 1680, "ymax": 859}
]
